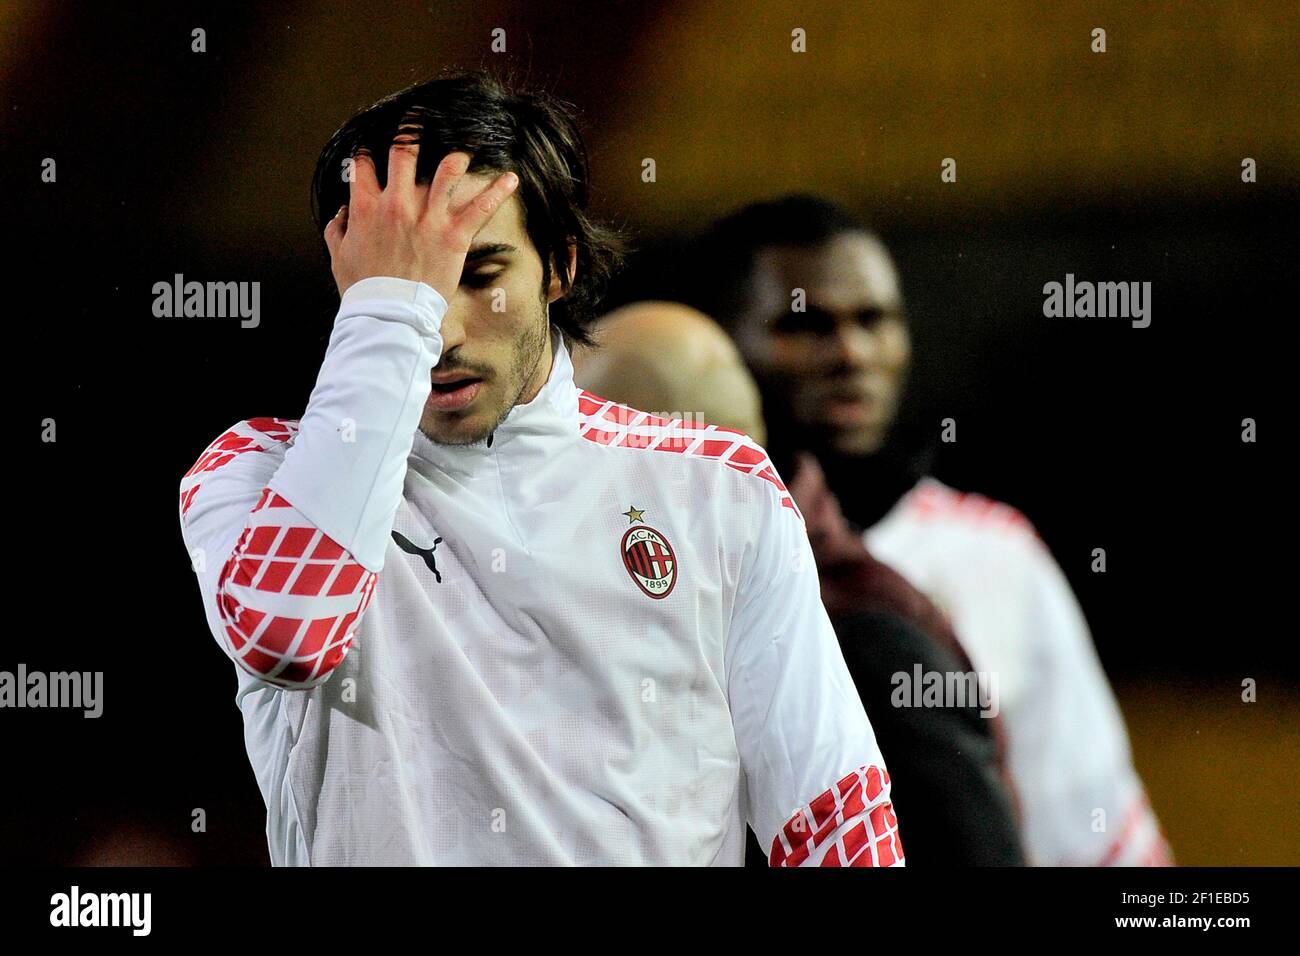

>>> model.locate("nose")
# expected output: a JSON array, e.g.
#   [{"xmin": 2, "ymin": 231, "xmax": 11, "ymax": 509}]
[
  {"xmin": 825, "ymin": 317, "xmax": 876, "ymax": 369},
  {"xmin": 437, "ymin": 305, "xmax": 467, "ymax": 354}
]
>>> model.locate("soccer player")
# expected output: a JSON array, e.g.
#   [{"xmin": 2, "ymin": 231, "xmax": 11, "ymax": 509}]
[
  {"xmin": 177, "ymin": 73, "xmax": 902, "ymax": 866},
  {"xmin": 692, "ymin": 194, "xmax": 1172, "ymax": 866}
]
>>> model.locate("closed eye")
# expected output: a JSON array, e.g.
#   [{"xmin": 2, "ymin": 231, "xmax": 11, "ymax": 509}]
[{"xmin": 461, "ymin": 270, "xmax": 503, "ymax": 289}]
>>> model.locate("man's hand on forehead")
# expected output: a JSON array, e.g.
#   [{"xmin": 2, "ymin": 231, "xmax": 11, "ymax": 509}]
[{"xmin": 322, "ymin": 123, "xmax": 519, "ymax": 301}]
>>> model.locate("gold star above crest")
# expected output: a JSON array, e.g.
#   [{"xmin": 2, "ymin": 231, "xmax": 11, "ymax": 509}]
[{"xmin": 622, "ymin": 506, "xmax": 646, "ymax": 524}]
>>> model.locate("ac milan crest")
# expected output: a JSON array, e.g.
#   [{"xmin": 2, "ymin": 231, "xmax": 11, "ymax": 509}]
[{"xmin": 620, "ymin": 524, "xmax": 678, "ymax": 599}]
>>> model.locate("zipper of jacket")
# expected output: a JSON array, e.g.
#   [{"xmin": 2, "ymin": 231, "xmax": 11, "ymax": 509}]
[{"xmin": 487, "ymin": 429, "xmax": 530, "ymax": 553}]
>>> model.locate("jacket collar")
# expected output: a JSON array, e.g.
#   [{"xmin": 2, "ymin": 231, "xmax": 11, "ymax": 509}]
[{"xmin": 409, "ymin": 328, "xmax": 579, "ymax": 475}]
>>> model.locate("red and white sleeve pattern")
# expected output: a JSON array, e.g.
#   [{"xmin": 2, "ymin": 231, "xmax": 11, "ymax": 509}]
[
  {"xmin": 181, "ymin": 418, "xmax": 377, "ymax": 689},
  {"xmin": 770, "ymin": 765, "xmax": 904, "ymax": 867},
  {"xmin": 214, "ymin": 486, "xmax": 376, "ymax": 689},
  {"xmin": 1096, "ymin": 790, "xmax": 1174, "ymax": 867},
  {"xmin": 179, "ymin": 277, "xmax": 447, "ymax": 690}
]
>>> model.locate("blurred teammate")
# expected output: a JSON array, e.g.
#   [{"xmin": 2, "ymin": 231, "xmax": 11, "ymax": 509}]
[
  {"xmin": 572, "ymin": 301, "xmax": 766, "ymax": 440},
  {"xmin": 692, "ymin": 194, "xmax": 1172, "ymax": 866},
  {"xmin": 177, "ymin": 74, "xmax": 901, "ymax": 866},
  {"xmin": 576, "ymin": 301, "xmax": 1023, "ymax": 865}
]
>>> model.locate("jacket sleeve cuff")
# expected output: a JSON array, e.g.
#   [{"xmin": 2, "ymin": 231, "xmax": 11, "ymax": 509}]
[{"xmin": 339, "ymin": 277, "xmax": 448, "ymax": 337}]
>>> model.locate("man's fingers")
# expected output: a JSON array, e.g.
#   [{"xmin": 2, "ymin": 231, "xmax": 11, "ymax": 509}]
[
  {"xmin": 426, "ymin": 151, "xmax": 473, "ymax": 216},
  {"xmin": 323, "ymin": 204, "xmax": 347, "ymax": 256},
  {"xmin": 350, "ymin": 152, "xmax": 380, "ymax": 206},
  {"xmin": 452, "ymin": 171, "xmax": 520, "ymax": 236},
  {"xmin": 387, "ymin": 125, "xmax": 421, "ymax": 200}
]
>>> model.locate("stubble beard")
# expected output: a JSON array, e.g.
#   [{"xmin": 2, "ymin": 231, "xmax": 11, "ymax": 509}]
[{"xmin": 418, "ymin": 297, "xmax": 552, "ymax": 447}]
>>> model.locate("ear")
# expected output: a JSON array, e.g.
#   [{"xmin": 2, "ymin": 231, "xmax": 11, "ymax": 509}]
[{"xmin": 546, "ymin": 240, "xmax": 578, "ymax": 304}]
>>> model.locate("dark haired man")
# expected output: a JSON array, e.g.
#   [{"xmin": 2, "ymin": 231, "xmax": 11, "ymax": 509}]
[
  {"xmin": 694, "ymin": 194, "xmax": 1172, "ymax": 867},
  {"xmin": 178, "ymin": 74, "xmax": 902, "ymax": 866}
]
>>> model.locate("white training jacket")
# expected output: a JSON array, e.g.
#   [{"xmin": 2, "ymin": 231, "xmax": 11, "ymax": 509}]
[
  {"xmin": 179, "ymin": 277, "xmax": 901, "ymax": 867},
  {"xmin": 866, "ymin": 479, "xmax": 1171, "ymax": 866}
]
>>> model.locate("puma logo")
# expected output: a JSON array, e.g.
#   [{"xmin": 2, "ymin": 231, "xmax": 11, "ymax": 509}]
[{"xmin": 391, "ymin": 530, "xmax": 444, "ymax": 583}]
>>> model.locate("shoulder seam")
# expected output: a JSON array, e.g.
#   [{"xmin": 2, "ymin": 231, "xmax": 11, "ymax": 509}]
[
  {"xmin": 904, "ymin": 481, "xmax": 1038, "ymax": 540},
  {"xmin": 575, "ymin": 389, "xmax": 800, "ymax": 518},
  {"xmin": 179, "ymin": 417, "xmax": 299, "ymax": 518}
]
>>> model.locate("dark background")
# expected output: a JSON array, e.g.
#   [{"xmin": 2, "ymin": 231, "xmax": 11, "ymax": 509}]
[{"xmin": 2, "ymin": 0, "xmax": 1294, "ymax": 864}]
